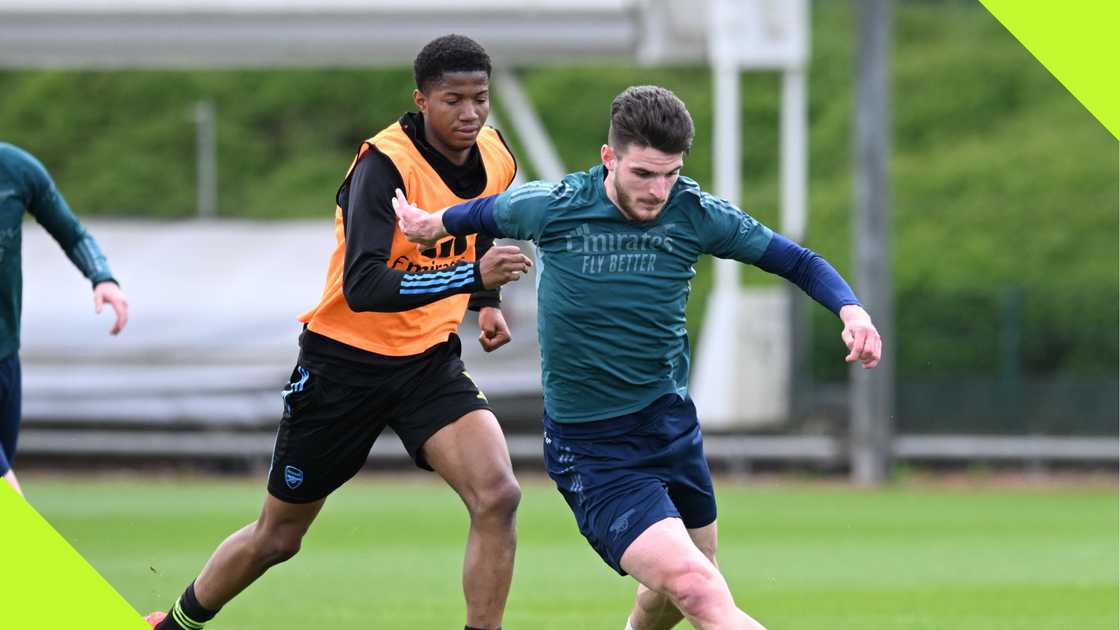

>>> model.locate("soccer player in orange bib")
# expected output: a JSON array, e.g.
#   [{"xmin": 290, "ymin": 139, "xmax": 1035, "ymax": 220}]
[{"xmin": 148, "ymin": 35, "xmax": 531, "ymax": 630}]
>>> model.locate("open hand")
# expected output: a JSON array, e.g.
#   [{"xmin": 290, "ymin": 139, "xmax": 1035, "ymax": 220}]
[
  {"xmin": 392, "ymin": 188, "xmax": 447, "ymax": 248},
  {"xmin": 93, "ymin": 281, "xmax": 129, "ymax": 335}
]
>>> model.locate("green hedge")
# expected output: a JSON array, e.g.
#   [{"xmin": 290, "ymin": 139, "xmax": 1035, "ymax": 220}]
[{"xmin": 1, "ymin": 2, "xmax": 1115, "ymax": 378}]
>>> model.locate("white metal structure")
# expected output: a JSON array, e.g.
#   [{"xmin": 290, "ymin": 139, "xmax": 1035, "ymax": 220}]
[
  {"xmin": 4, "ymin": 0, "xmax": 809, "ymax": 431},
  {"xmin": 5, "ymin": 1, "xmax": 1109, "ymax": 467},
  {"xmin": 0, "ymin": 0, "xmax": 639, "ymax": 68},
  {"xmin": 692, "ymin": 0, "xmax": 810, "ymax": 428}
]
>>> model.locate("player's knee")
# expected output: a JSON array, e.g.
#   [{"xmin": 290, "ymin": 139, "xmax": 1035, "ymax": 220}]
[
  {"xmin": 261, "ymin": 535, "xmax": 302, "ymax": 566},
  {"xmin": 468, "ymin": 477, "xmax": 521, "ymax": 522},
  {"xmin": 662, "ymin": 564, "xmax": 726, "ymax": 619},
  {"xmin": 252, "ymin": 524, "xmax": 305, "ymax": 566}
]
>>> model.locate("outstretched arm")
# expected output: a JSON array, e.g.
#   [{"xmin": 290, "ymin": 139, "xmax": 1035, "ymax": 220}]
[
  {"xmin": 754, "ymin": 235, "xmax": 881, "ymax": 368},
  {"xmin": 395, "ymin": 179, "xmax": 557, "ymax": 245},
  {"xmin": 394, "ymin": 188, "xmax": 542, "ymax": 353},
  {"xmin": 700, "ymin": 192, "xmax": 881, "ymax": 369},
  {"xmin": 342, "ymin": 151, "xmax": 531, "ymax": 312},
  {"xmin": 393, "ymin": 189, "xmax": 505, "ymax": 246},
  {"xmin": 754, "ymin": 234, "xmax": 860, "ymax": 315},
  {"xmin": 16, "ymin": 146, "xmax": 127, "ymax": 335}
]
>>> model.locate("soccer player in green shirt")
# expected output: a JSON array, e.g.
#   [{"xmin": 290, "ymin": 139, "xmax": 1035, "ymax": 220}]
[
  {"xmin": 395, "ymin": 86, "xmax": 882, "ymax": 630},
  {"xmin": 0, "ymin": 143, "xmax": 129, "ymax": 495}
]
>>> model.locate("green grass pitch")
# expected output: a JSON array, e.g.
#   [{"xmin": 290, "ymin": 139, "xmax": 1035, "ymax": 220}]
[{"xmin": 27, "ymin": 474, "xmax": 1118, "ymax": 629}]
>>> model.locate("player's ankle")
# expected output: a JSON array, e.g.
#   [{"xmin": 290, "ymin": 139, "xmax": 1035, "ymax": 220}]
[{"xmin": 159, "ymin": 580, "xmax": 219, "ymax": 629}]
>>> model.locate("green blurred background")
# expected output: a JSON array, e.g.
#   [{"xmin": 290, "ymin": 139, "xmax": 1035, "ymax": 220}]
[{"xmin": 2, "ymin": 1, "xmax": 1116, "ymax": 432}]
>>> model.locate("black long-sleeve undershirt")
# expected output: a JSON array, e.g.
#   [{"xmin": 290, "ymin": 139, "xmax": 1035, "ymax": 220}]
[
  {"xmin": 301, "ymin": 113, "xmax": 511, "ymax": 369},
  {"xmin": 339, "ymin": 149, "xmax": 478, "ymax": 312},
  {"xmin": 336, "ymin": 115, "xmax": 502, "ymax": 313}
]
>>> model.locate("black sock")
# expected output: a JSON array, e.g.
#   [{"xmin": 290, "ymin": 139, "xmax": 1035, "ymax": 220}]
[{"xmin": 156, "ymin": 581, "xmax": 219, "ymax": 629}]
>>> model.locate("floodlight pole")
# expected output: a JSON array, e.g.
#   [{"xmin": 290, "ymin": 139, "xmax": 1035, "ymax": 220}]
[{"xmin": 851, "ymin": 0, "xmax": 895, "ymax": 486}]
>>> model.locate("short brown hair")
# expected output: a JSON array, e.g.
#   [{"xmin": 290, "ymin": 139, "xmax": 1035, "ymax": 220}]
[{"xmin": 608, "ymin": 85, "xmax": 694, "ymax": 155}]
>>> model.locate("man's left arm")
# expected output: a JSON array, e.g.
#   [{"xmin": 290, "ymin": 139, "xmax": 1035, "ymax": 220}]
[
  {"xmin": 702, "ymin": 194, "xmax": 881, "ymax": 368},
  {"xmin": 468, "ymin": 229, "xmax": 512, "ymax": 352},
  {"xmin": 753, "ymin": 235, "xmax": 881, "ymax": 368},
  {"xmin": 22, "ymin": 151, "xmax": 128, "ymax": 334},
  {"xmin": 468, "ymin": 215, "xmax": 501, "ymax": 313}
]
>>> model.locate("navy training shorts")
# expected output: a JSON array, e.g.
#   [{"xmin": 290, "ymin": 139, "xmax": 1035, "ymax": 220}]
[
  {"xmin": 0, "ymin": 353, "xmax": 21, "ymax": 476},
  {"xmin": 543, "ymin": 394, "xmax": 717, "ymax": 575}
]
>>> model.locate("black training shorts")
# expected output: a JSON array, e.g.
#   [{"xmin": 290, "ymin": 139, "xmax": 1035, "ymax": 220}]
[{"xmin": 267, "ymin": 334, "xmax": 491, "ymax": 503}]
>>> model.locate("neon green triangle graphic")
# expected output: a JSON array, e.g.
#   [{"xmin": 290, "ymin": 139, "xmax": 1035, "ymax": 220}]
[
  {"xmin": 980, "ymin": 0, "xmax": 1119, "ymax": 140},
  {"xmin": 0, "ymin": 483, "xmax": 148, "ymax": 629}
]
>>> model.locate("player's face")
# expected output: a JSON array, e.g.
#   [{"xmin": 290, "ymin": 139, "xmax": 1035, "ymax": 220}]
[
  {"xmin": 601, "ymin": 143, "xmax": 684, "ymax": 222},
  {"xmin": 414, "ymin": 71, "xmax": 491, "ymax": 162}
]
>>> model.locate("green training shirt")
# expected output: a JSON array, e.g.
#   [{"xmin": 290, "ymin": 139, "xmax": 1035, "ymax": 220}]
[
  {"xmin": 493, "ymin": 164, "xmax": 773, "ymax": 422},
  {"xmin": 0, "ymin": 143, "xmax": 116, "ymax": 359}
]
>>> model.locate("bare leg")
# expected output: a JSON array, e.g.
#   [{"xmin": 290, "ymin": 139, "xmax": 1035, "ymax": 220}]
[
  {"xmin": 191, "ymin": 494, "xmax": 325, "ymax": 609},
  {"xmin": 621, "ymin": 518, "xmax": 767, "ymax": 630},
  {"xmin": 3, "ymin": 469, "xmax": 22, "ymax": 496},
  {"xmin": 423, "ymin": 409, "xmax": 521, "ymax": 629},
  {"xmin": 631, "ymin": 583, "xmax": 682, "ymax": 630},
  {"xmin": 628, "ymin": 521, "xmax": 720, "ymax": 630}
]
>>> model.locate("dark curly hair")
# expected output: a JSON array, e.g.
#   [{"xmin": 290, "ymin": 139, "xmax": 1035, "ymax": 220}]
[
  {"xmin": 413, "ymin": 34, "xmax": 492, "ymax": 93},
  {"xmin": 608, "ymin": 85, "xmax": 694, "ymax": 155}
]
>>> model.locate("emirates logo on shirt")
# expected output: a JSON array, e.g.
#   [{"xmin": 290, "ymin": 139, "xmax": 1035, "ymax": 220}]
[
  {"xmin": 563, "ymin": 223, "xmax": 676, "ymax": 254},
  {"xmin": 421, "ymin": 235, "xmax": 469, "ymax": 259},
  {"xmin": 390, "ymin": 235, "xmax": 472, "ymax": 272}
]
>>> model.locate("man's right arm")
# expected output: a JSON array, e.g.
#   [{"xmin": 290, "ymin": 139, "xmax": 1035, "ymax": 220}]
[
  {"xmin": 441, "ymin": 195, "xmax": 504, "ymax": 238},
  {"xmin": 341, "ymin": 149, "xmax": 488, "ymax": 313},
  {"xmin": 400, "ymin": 181, "xmax": 555, "ymax": 243}
]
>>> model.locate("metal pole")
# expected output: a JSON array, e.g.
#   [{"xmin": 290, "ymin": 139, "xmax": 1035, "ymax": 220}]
[
  {"xmin": 712, "ymin": 59, "xmax": 741, "ymax": 292},
  {"xmin": 194, "ymin": 100, "xmax": 217, "ymax": 219},
  {"xmin": 780, "ymin": 68, "xmax": 808, "ymax": 243},
  {"xmin": 781, "ymin": 67, "xmax": 810, "ymax": 419},
  {"xmin": 689, "ymin": 55, "xmax": 743, "ymax": 427},
  {"xmin": 493, "ymin": 68, "xmax": 566, "ymax": 182},
  {"xmin": 483, "ymin": 105, "xmax": 527, "ymax": 188},
  {"xmin": 850, "ymin": 0, "xmax": 895, "ymax": 486}
]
